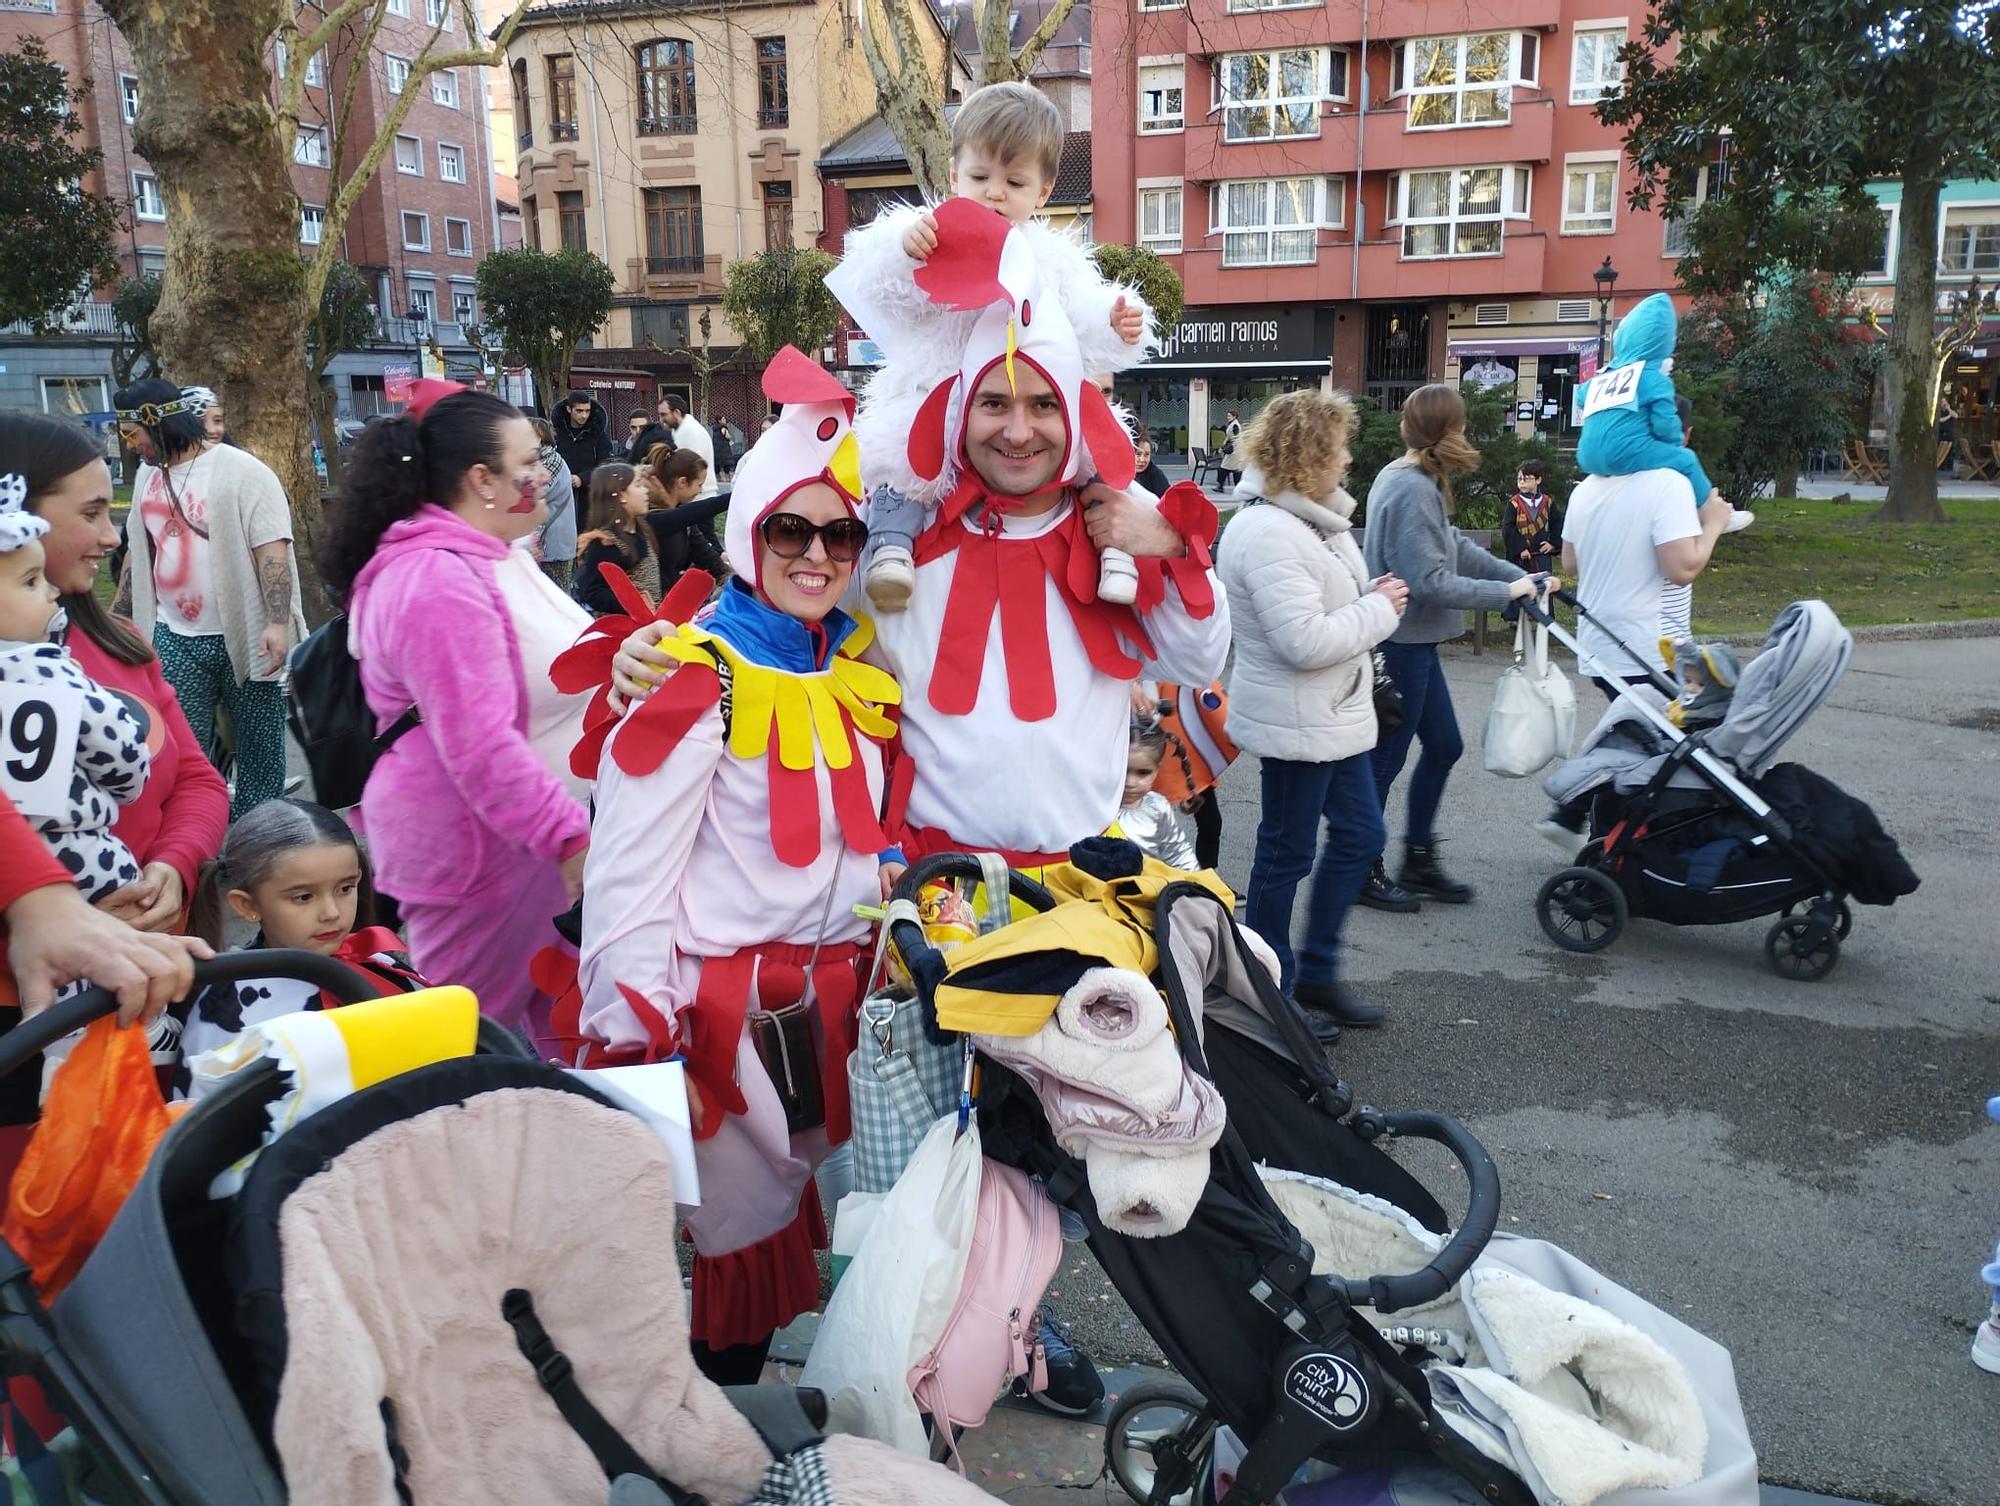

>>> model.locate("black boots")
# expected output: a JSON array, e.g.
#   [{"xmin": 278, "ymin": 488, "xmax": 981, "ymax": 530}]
[
  {"xmin": 1294, "ymin": 980, "xmax": 1387, "ymax": 1029},
  {"xmin": 1357, "ymin": 859, "xmax": 1422, "ymax": 912},
  {"xmin": 1399, "ymin": 842, "xmax": 1473, "ymax": 904}
]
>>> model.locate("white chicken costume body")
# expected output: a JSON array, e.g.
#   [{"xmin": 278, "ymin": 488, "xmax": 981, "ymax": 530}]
[
  {"xmin": 575, "ymin": 349, "xmax": 901, "ymax": 1352},
  {"xmin": 834, "ymin": 200, "xmax": 1232, "ymax": 863}
]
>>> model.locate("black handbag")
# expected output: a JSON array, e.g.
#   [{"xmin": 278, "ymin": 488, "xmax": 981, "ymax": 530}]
[
  {"xmin": 1372, "ymin": 651, "xmax": 1405, "ymax": 742},
  {"xmin": 749, "ymin": 1003, "xmax": 826, "ymax": 1135},
  {"xmin": 284, "ymin": 614, "xmax": 419, "ymax": 811}
]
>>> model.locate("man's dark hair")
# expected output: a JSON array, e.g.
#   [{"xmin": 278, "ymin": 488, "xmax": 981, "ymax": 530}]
[
  {"xmin": 1516, "ymin": 458, "xmax": 1547, "ymax": 481},
  {"xmin": 663, "ymin": 393, "xmax": 688, "ymax": 420}
]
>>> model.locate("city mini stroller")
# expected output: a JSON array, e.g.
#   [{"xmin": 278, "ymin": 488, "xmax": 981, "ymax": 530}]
[
  {"xmin": 0, "ymin": 954, "xmax": 996, "ymax": 1506},
  {"xmin": 1533, "ymin": 596, "xmax": 1918, "ymax": 980},
  {"xmin": 887, "ymin": 856, "xmax": 1756, "ymax": 1506}
]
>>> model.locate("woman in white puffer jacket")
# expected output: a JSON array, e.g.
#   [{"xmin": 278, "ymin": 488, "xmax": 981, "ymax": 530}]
[{"xmin": 1217, "ymin": 391, "xmax": 1409, "ymax": 1041}]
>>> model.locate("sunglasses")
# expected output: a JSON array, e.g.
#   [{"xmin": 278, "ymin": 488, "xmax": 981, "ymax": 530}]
[{"xmin": 759, "ymin": 511, "xmax": 869, "ymax": 562}]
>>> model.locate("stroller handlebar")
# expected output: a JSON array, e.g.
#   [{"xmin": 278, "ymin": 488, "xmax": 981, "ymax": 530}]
[
  {"xmin": 0, "ymin": 950, "xmax": 387, "ymax": 1083},
  {"xmin": 1344, "ymin": 1108, "xmax": 1502, "ymax": 1314},
  {"xmin": 887, "ymin": 854, "xmax": 1060, "ymax": 1044}
]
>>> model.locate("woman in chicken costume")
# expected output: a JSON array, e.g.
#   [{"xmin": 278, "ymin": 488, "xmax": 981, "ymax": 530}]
[
  {"xmin": 575, "ymin": 346, "xmax": 904, "ymax": 1386},
  {"xmin": 842, "ymin": 199, "xmax": 1231, "ymax": 865}
]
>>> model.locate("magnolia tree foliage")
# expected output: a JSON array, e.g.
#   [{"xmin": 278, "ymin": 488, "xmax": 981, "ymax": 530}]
[
  {"xmin": 720, "ymin": 247, "xmax": 844, "ymax": 366},
  {"xmin": 475, "ymin": 248, "xmax": 616, "ymax": 415},
  {"xmin": 1598, "ymin": 0, "xmax": 2000, "ymax": 520},
  {"xmin": 0, "ymin": 40, "xmax": 120, "ymax": 333},
  {"xmin": 1091, "ymin": 245, "xmax": 1186, "ymax": 335}
]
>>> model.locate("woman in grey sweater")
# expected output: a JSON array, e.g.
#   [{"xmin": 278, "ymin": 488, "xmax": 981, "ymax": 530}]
[{"xmin": 1360, "ymin": 385, "xmax": 1551, "ymax": 907}]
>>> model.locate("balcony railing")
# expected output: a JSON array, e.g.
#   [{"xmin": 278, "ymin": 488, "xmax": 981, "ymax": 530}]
[
  {"xmin": 646, "ymin": 254, "xmax": 706, "ymax": 276},
  {"xmin": 638, "ymin": 114, "xmax": 697, "ymax": 136},
  {"xmin": 551, "ymin": 120, "xmax": 580, "ymax": 142},
  {"xmin": 758, "ymin": 107, "xmax": 789, "ymax": 129},
  {"xmin": 0, "ymin": 301, "xmax": 119, "ymax": 337}
]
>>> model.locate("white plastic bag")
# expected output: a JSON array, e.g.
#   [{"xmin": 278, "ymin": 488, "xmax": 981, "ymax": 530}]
[
  {"xmin": 801, "ymin": 1113, "xmax": 983, "ymax": 1454},
  {"xmin": 1484, "ymin": 617, "xmax": 1576, "ymax": 777}
]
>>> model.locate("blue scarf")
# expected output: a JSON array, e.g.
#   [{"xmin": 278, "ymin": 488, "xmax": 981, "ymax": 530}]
[{"xmin": 705, "ymin": 577, "xmax": 858, "ymax": 672}]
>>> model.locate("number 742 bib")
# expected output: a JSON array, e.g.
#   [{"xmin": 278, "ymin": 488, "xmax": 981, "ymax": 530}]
[
  {"xmin": 0, "ymin": 680, "xmax": 84, "ymax": 820},
  {"xmin": 1580, "ymin": 360, "xmax": 1646, "ymax": 420}
]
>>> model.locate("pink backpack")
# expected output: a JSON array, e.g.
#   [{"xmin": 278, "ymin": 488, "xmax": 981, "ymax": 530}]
[{"xmin": 908, "ymin": 1159, "xmax": 1062, "ymax": 1437}]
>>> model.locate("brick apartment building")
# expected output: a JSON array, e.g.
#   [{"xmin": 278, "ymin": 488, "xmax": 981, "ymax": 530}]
[
  {"xmin": 1089, "ymin": 0, "xmax": 1707, "ymax": 459},
  {"xmin": 0, "ymin": 0, "xmax": 500, "ymax": 440}
]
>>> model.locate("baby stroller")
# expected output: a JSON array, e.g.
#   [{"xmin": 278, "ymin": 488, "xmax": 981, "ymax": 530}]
[
  {"xmin": 0, "ymin": 954, "xmax": 994, "ymax": 1506},
  {"xmin": 888, "ymin": 856, "xmax": 1527, "ymax": 1506},
  {"xmin": 1529, "ymin": 594, "xmax": 1917, "ymax": 981}
]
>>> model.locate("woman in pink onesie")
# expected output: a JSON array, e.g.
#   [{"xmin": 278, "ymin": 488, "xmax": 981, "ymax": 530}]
[
  {"xmin": 574, "ymin": 348, "xmax": 903, "ymax": 1386},
  {"xmin": 319, "ymin": 381, "xmax": 589, "ymax": 1040}
]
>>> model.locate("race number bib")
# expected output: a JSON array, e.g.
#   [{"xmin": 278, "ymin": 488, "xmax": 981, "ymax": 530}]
[
  {"xmin": 1580, "ymin": 360, "xmax": 1645, "ymax": 419},
  {"xmin": 0, "ymin": 680, "xmax": 83, "ymax": 820}
]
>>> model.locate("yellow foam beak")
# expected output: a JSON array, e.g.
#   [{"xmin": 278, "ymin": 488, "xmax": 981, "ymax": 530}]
[
  {"xmin": 1005, "ymin": 318, "xmax": 1018, "ymax": 396},
  {"xmin": 828, "ymin": 430, "xmax": 862, "ymax": 501}
]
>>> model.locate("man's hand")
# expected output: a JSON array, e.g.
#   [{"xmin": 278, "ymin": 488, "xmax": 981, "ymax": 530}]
[
  {"xmin": 560, "ymin": 846, "xmax": 588, "ymax": 904},
  {"xmin": 257, "ymin": 622, "xmax": 291, "ymax": 675},
  {"xmin": 1080, "ymin": 484, "xmax": 1187, "ymax": 559},
  {"xmin": 6, "ymin": 882, "xmax": 212, "ymax": 1025},
  {"xmin": 878, "ymin": 861, "xmax": 907, "ymax": 902},
  {"xmin": 1698, "ymin": 495, "xmax": 1734, "ymax": 534},
  {"xmin": 611, "ymin": 621, "xmax": 677, "ymax": 705},
  {"xmin": 901, "ymin": 211, "xmax": 939, "ymax": 262},
  {"xmin": 1111, "ymin": 296, "xmax": 1145, "ymax": 345},
  {"xmin": 95, "ymin": 863, "xmax": 187, "ymax": 933}
]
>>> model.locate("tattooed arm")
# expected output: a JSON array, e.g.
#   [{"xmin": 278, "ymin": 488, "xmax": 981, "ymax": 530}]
[
  {"xmin": 112, "ymin": 551, "xmax": 133, "ymax": 618},
  {"xmin": 252, "ymin": 540, "xmax": 295, "ymax": 674}
]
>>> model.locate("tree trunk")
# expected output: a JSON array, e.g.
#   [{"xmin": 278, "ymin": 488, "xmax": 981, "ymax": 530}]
[
  {"xmin": 308, "ymin": 374, "xmax": 345, "ymax": 497},
  {"xmin": 1877, "ymin": 164, "xmax": 1948, "ymax": 523},
  {"xmin": 104, "ymin": 0, "xmax": 333, "ymax": 613},
  {"xmin": 1775, "ymin": 459, "xmax": 1800, "ymax": 499}
]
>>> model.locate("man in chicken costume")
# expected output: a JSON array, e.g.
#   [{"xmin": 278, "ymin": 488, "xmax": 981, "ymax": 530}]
[
  {"xmin": 845, "ymin": 199, "xmax": 1233, "ymax": 864},
  {"xmin": 575, "ymin": 346, "xmax": 906, "ymax": 1386}
]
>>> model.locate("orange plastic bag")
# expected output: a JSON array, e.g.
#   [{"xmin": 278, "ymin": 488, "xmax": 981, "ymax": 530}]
[{"xmin": 1, "ymin": 1017, "xmax": 184, "ymax": 1301}]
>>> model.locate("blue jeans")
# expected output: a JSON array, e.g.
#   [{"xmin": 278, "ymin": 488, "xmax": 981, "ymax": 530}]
[
  {"xmin": 1369, "ymin": 642, "xmax": 1463, "ymax": 847},
  {"xmin": 1244, "ymin": 754, "xmax": 1385, "ymax": 993}
]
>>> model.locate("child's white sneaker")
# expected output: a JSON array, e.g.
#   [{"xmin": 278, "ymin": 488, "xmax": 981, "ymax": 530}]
[
  {"xmin": 865, "ymin": 545, "xmax": 915, "ymax": 613},
  {"xmin": 1534, "ymin": 816, "xmax": 1587, "ymax": 859},
  {"xmin": 1097, "ymin": 547, "xmax": 1139, "ymax": 606},
  {"xmin": 1725, "ymin": 509, "xmax": 1755, "ymax": 533},
  {"xmin": 1973, "ymin": 1310, "xmax": 2000, "ymax": 1374}
]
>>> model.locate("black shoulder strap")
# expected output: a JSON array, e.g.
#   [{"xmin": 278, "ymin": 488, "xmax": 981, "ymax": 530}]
[{"xmin": 374, "ymin": 703, "xmax": 423, "ymax": 754}]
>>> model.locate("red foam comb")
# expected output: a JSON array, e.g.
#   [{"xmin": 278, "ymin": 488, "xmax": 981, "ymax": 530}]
[
  {"xmin": 405, "ymin": 377, "xmax": 467, "ymax": 420},
  {"xmin": 761, "ymin": 345, "xmax": 854, "ymax": 413},
  {"xmin": 913, "ymin": 199, "xmax": 1015, "ymax": 312}
]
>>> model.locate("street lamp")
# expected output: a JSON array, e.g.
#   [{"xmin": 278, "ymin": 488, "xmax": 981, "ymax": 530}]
[
  {"xmin": 1592, "ymin": 256, "xmax": 1619, "ymax": 367},
  {"xmin": 405, "ymin": 300, "xmax": 429, "ymax": 383}
]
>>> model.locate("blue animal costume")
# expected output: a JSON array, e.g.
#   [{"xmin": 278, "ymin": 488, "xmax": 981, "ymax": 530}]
[{"xmin": 1575, "ymin": 293, "xmax": 1716, "ymax": 504}]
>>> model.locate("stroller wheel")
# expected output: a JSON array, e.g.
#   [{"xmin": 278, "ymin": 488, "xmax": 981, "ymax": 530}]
[
  {"xmin": 1789, "ymin": 898, "xmax": 1854, "ymax": 940},
  {"xmin": 1765, "ymin": 915, "xmax": 1840, "ymax": 981},
  {"xmin": 1105, "ymin": 1377, "xmax": 1218, "ymax": 1506},
  {"xmin": 1536, "ymin": 867, "xmax": 1628, "ymax": 953}
]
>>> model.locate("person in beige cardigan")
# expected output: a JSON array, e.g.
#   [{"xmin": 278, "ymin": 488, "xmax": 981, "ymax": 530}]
[
  {"xmin": 114, "ymin": 378, "xmax": 305, "ymax": 816},
  {"xmin": 1218, "ymin": 390, "xmax": 1408, "ymax": 1042}
]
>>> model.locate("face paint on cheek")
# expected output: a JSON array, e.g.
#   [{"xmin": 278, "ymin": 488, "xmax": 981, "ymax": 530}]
[{"xmin": 508, "ymin": 474, "xmax": 540, "ymax": 514}]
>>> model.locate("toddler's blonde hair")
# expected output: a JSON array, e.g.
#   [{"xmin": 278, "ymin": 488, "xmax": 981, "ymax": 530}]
[{"xmin": 952, "ymin": 82, "xmax": 1063, "ymax": 183}]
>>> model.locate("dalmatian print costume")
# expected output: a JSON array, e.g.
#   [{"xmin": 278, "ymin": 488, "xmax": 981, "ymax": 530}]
[
  {"xmin": 0, "ymin": 644, "xmax": 150, "ymax": 904},
  {"xmin": 0, "ymin": 473, "xmax": 150, "ymax": 905}
]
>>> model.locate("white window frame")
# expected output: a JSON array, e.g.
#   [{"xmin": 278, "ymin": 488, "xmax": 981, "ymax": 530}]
[
  {"xmin": 131, "ymin": 171, "xmax": 164, "ymax": 222},
  {"xmin": 394, "ymin": 133, "xmax": 423, "ymax": 176},
  {"xmin": 1210, "ymin": 176, "xmax": 1331, "ymax": 268},
  {"xmin": 1226, "ymin": 0, "xmax": 1320, "ymax": 11},
  {"xmin": 426, "ymin": 0, "xmax": 453, "ymax": 29},
  {"xmin": 119, "ymin": 74, "xmax": 138, "ymax": 123},
  {"xmin": 444, "ymin": 216, "xmax": 474, "ymax": 256},
  {"xmin": 386, "ymin": 0, "xmax": 410, "ymax": 15},
  {"xmin": 386, "ymin": 55, "xmax": 411, "ymax": 95},
  {"xmin": 1217, "ymin": 47, "xmax": 1335, "ymax": 142},
  {"xmin": 1139, "ymin": 63, "xmax": 1184, "ymax": 133},
  {"xmin": 1386, "ymin": 166, "xmax": 1531, "ymax": 259},
  {"xmin": 1570, "ymin": 25, "xmax": 1625, "ymax": 105},
  {"xmin": 401, "ymin": 211, "xmax": 431, "ymax": 252},
  {"xmin": 1858, "ymin": 202, "xmax": 1897, "ymax": 281},
  {"xmin": 1939, "ymin": 203, "xmax": 2000, "ymax": 275},
  {"xmin": 294, "ymin": 124, "xmax": 329, "ymax": 166},
  {"xmin": 451, "ymin": 284, "xmax": 478, "ymax": 324},
  {"xmin": 432, "ymin": 68, "xmax": 459, "ymax": 108},
  {"xmin": 437, "ymin": 141, "xmax": 465, "ymax": 183},
  {"xmin": 1139, "ymin": 183, "xmax": 1183, "ymax": 254},
  {"xmin": 1662, "ymin": 161, "xmax": 1720, "ymax": 257},
  {"xmin": 407, "ymin": 282, "xmax": 436, "ymax": 320},
  {"xmin": 1561, "ymin": 155, "xmax": 1618, "ymax": 236},
  {"xmin": 1393, "ymin": 32, "xmax": 1528, "ymax": 130},
  {"xmin": 305, "ymin": 49, "xmax": 324, "ymax": 87},
  {"xmin": 1137, "ymin": 0, "xmax": 1183, "ymax": 9},
  {"xmin": 300, "ymin": 203, "xmax": 325, "ymax": 246}
]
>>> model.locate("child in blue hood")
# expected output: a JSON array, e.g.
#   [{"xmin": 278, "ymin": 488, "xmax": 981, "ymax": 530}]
[{"xmin": 1576, "ymin": 293, "xmax": 1722, "ymax": 506}]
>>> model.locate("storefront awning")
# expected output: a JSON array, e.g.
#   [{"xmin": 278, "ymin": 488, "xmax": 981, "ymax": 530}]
[{"xmin": 1448, "ymin": 336, "xmax": 1597, "ymax": 358}]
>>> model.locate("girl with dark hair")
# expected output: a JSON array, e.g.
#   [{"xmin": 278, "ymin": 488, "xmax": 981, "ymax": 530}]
[
  {"xmin": 112, "ymin": 376, "xmax": 304, "ymax": 816},
  {"xmin": 1359, "ymin": 384, "xmax": 1551, "ymax": 909},
  {"xmin": 573, "ymin": 460, "xmax": 726, "ymax": 616},
  {"xmin": 178, "ymin": 799, "xmax": 426, "ymax": 1070},
  {"xmin": 319, "ymin": 382, "xmax": 587, "ymax": 1041}
]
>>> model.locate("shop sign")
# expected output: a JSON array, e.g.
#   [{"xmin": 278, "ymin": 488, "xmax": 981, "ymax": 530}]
[{"xmin": 1156, "ymin": 306, "xmax": 1320, "ymax": 364}]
